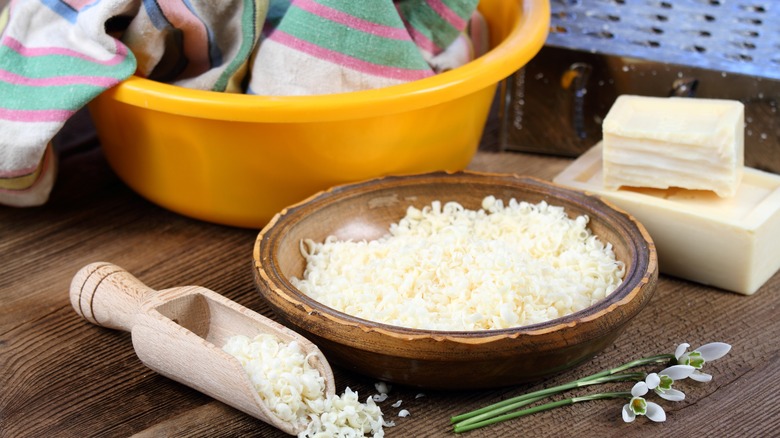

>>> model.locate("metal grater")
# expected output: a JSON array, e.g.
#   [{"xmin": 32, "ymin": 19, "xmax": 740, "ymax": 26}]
[{"xmin": 501, "ymin": 0, "xmax": 780, "ymax": 173}]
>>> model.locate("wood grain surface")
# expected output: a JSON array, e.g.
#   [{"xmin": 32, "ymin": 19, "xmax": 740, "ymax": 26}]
[{"xmin": 1, "ymin": 109, "xmax": 778, "ymax": 438}]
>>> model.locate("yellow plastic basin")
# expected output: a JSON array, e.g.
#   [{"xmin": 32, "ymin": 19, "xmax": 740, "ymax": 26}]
[{"xmin": 88, "ymin": 0, "xmax": 550, "ymax": 228}]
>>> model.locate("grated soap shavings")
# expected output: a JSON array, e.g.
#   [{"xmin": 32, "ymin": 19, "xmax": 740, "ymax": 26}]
[
  {"xmin": 223, "ymin": 334, "xmax": 386, "ymax": 437},
  {"xmin": 292, "ymin": 196, "xmax": 625, "ymax": 330}
]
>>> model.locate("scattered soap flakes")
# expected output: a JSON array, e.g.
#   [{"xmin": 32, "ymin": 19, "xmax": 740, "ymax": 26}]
[
  {"xmin": 398, "ymin": 409, "xmax": 411, "ymax": 418},
  {"xmin": 372, "ymin": 393, "xmax": 389, "ymax": 403},
  {"xmin": 375, "ymin": 382, "xmax": 391, "ymax": 395},
  {"xmin": 391, "ymin": 400, "xmax": 403, "ymax": 408}
]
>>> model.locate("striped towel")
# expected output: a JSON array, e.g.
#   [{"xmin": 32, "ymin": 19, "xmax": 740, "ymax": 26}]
[
  {"xmin": 0, "ymin": 0, "xmax": 137, "ymax": 207},
  {"xmin": 124, "ymin": 1, "xmax": 267, "ymax": 92},
  {"xmin": 0, "ymin": 0, "xmax": 266, "ymax": 207},
  {"xmin": 0, "ymin": 0, "xmax": 484, "ymax": 207},
  {"xmin": 248, "ymin": 0, "xmax": 480, "ymax": 95}
]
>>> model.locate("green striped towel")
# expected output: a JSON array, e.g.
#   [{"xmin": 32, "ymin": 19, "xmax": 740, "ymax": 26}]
[
  {"xmin": 0, "ymin": 0, "xmax": 266, "ymax": 207},
  {"xmin": 249, "ymin": 0, "xmax": 480, "ymax": 95}
]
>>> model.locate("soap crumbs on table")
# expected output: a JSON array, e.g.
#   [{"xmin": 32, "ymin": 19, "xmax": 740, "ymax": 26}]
[
  {"xmin": 374, "ymin": 382, "xmax": 391, "ymax": 395},
  {"xmin": 372, "ymin": 382, "xmax": 391, "ymax": 403},
  {"xmin": 372, "ymin": 393, "xmax": 389, "ymax": 403}
]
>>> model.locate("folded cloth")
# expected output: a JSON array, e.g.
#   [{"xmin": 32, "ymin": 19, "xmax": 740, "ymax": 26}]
[
  {"xmin": 0, "ymin": 0, "xmax": 484, "ymax": 207},
  {"xmin": 248, "ymin": 0, "xmax": 480, "ymax": 95}
]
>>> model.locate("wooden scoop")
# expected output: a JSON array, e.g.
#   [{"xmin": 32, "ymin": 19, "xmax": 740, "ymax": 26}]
[{"xmin": 69, "ymin": 262, "xmax": 336, "ymax": 436}]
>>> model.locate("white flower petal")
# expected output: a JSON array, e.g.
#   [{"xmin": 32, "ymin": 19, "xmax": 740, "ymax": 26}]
[
  {"xmin": 632, "ymin": 381, "xmax": 649, "ymax": 397},
  {"xmin": 689, "ymin": 370, "xmax": 713, "ymax": 382},
  {"xmin": 658, "ymin": 388, "xmax": 686, "ymax": 402},
  {"xmin": 675, "ymin": 343, "xmax": 690, "ymax": 360},
  {"xmin": 696, "ymin": 342, "xmax": 731, "ymax": 361},
  {"xmin": 622, "ymin": 404, "xmax": 636, "ymax": 423},
  {"xmin": 661, "ymin": 365, "xmax": 696, "ymax": 380},
  {"xmin": 645, "ymin": 373, "xmax": 660, "ymax": 389},
  {"xmin": 645, "ymin": 402, "xmax": 667, "ymax": 422}
]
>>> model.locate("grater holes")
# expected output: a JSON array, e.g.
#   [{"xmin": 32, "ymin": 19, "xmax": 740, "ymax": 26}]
[
  {"xmin": 585, "ymin": 12, "xmax": 621, "ymax": 22},
  {"xmin": 740, "ymin": 4, "xmax": 766, "ymax": 13},
  {"xmin": 587, "ymin": 30, "xmax": 615, "ymax": 39},
  {"xmin": 725, "ymin": 53, "xmax": 754, "ymax": 62},
  {"xmin": 551, "ymin": 25, "xmax": 569, "ymax": 34},
  {"xmin": 553, "ymin": 10, "xmax": 576, "ymax": 20},
  {"xmin": 736, "ymin": 29, "xmax": 761, "ymax": 38},
  {"xmin": 633, "ymin": 39, "xmax": 662, "ymax": 48},
  {"xmin": 543, "ymin": 0, "xmax": 777, "ymax": 79},
  {"xmin": 738, "ymin": 17, "xmax": 763, "ymax": 25}
]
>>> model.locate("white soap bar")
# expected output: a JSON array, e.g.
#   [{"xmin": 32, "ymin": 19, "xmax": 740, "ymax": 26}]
[
  {"xmin": 554, "ymin": 144, "xmax": 780, "ymax": 295},
  {"xmin": 602, "ymin": 95, "xmax": 744, "ymax": 197}
]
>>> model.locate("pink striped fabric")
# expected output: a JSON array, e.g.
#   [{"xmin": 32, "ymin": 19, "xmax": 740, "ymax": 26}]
[
  {"xmin": 270, "ymin": 30, "xmax": 433, "ymax": 82},
  {"xmin": 2, "ymin": 36, "xmax": 129, "ymax": 65},
  {"xmin": 405, "ymin": 25, "xmax": 438, "ymax": 54},
  {"xmin": 0, "ymin": 69, "xmax": 122, "ymax": 88},
  {"xmin": 427, "ymin": 0, "xmax": 467, "ymax": 30},
  {"xmin": 156, "ymin": 2, "xmax": 211, "ymax": 77},
  {"xmin": 61, "ymin": 0, "xmax": 99, "ymax": 10},
  {"xmin": 295, "ymin": 0, "xmax": 409, "ymax": 40},
  {"xmin": 0, "ymin": 107, "xmax": 76, "ymax": 123}
]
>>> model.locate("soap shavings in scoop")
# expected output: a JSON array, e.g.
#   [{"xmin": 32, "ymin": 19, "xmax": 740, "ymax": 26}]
[{"xmin": 223, "ymin": 334, "xmax": 386, "ymax": 437}]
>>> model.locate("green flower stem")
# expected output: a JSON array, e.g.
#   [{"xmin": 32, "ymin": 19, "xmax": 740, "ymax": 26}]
[
  {"xmin": 451, "ymin": 373, "xmax": 643, "ymax": 428},
  {"xmin": 573, "ymin": 353, "xmax": 676, "ymax": 383},
  {"xmin": 450, "ymin": 353, "xmax": 674, "ymax": 425},
  {"xmin": 452, "ymin": 391, "xmax": 633, "ymax": 433}
]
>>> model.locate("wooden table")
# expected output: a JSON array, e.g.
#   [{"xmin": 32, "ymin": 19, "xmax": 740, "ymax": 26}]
[{"xmin": 2, "ymin": 110, "xmax": 778, "ymax": 438}]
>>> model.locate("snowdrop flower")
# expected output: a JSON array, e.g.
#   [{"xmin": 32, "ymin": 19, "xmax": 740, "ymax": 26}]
[
  {"xmin": 622, "ymin": 382, "xmax": 666, "ymax": 423},
  {"xmin": 643, "ymin": 365, "xmax": 695, "ymax": 401},
  {"xmin": 675, "ymin": 342, "xmax": 732, "ymax": 382}
]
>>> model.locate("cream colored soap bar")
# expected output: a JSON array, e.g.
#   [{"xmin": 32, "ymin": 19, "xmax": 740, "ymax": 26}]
[
  {"xmin": 602, "ymin": 95, "xmax": 744, "ymax": 197},
  {"xmin": 554, "ymin": 144, "xmax": 780, "ymax": 295}
]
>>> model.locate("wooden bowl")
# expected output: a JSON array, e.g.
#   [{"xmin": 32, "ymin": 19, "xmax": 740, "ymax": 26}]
[{"xmin": 252, "ymin": 172, "xmax": 657, "ymax": 389}]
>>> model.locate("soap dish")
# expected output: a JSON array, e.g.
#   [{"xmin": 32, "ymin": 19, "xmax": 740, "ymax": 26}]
[{"xmin": 554, "ymin": 143, "xmax": 780, "ymax": 295}]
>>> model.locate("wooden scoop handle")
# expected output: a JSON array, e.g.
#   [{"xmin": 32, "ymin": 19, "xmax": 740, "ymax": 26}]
[{"xmin": 70, "ymin": 262, "xmax": 155, "ymax": 332}]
